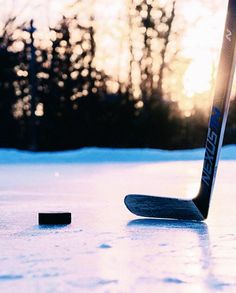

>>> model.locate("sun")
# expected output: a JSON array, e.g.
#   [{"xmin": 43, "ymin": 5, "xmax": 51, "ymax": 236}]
[
  {"xmin": 183, "ymin": 54, "xmax": 213, "ymax": 98},
  {"xmin": 177, "ymin": 0, "xmax": 227, "ymax": 113}
]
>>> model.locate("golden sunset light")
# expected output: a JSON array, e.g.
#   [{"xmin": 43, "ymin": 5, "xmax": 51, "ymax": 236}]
[
  {"xmin": 0, "ymin": 0, "xmax": 228, "ymax": 115},
  {"xmin": 69, "ymin": 0, "xmax": 227, "ymax": 113}
]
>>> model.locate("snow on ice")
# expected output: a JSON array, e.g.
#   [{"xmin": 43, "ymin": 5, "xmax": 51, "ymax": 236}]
[{"xmin": 0, "ymin": 144, "xmax": 236, "ymax": 164}]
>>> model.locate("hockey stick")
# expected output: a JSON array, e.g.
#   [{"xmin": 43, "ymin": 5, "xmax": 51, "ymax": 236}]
[{"xmin": 124, "ymin": 0, "xmax": 236, "ymax": 221}]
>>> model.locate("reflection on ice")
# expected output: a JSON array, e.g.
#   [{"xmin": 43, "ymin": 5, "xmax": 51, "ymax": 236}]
[
  {"xmin": 127, "ymin": 219, "xmax": 234, "ymax": 291},
  {"xmin": 127, "ymin": 218, "xmax": 207, "ymax": 230}
]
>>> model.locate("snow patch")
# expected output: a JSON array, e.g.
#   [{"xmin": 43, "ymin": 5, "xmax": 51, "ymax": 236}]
[
  {"xmin": 163, "ymin": 277, "xmax": 185, "ymax": 284},
  {"xmin": 0, "ymin": 275, "xmax": 23, "ymax": 281},
  {"xmin": 98, "ymin": 243, "xmax": 112, "ymax": 249},
  {"xmin": 0, "ymin": 145, "xmax": 235, "ymax": 164}
]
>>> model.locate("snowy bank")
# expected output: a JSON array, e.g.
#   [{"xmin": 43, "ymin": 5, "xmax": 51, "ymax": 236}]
[{"xmin": 0, "ymin": 145, "xmax": 235, "ymax": 164}]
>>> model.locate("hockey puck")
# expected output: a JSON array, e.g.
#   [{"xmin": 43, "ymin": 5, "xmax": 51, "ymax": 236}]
[{"xmin": 38, "ymin": 212, "xmax": 71, "ymax": 225}]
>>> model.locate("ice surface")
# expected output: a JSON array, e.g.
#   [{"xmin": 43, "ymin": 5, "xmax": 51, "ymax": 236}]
[{"xmin": 0, "ymin": 147, "xmax": 236, "ymax": 292}]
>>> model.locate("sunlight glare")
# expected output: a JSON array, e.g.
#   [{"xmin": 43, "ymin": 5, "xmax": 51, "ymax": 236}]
[{"xmin": 184, "ymin": 55, "xmax": 213, "ymax": 98}]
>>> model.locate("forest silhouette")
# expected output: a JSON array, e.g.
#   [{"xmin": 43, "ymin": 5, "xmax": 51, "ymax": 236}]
[{"xmin": 1, "ymin": 1, "xmax": 236, "ymax": 151}]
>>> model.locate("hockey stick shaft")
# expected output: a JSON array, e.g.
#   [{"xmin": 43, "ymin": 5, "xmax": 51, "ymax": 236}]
[{"xmin": 194, "ymin": 0, "xmax": 236, "ymax": 218}]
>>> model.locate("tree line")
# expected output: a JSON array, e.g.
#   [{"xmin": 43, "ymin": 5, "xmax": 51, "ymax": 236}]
[{"xmin": 0, "ymin": 1, "xmax": 236, "ymax": 151}]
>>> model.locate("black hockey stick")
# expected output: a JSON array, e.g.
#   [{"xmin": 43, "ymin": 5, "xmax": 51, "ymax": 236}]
[{"xmin": 124, "ymin": 0, "xmax": 236, "ymax": 221}]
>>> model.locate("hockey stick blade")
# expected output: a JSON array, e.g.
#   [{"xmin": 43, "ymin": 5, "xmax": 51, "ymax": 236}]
[{"xmin": 125, "ymin": 194, "xmax": 204, "ymax": 221}]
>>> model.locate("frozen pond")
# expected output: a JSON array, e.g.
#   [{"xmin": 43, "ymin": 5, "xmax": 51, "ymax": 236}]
[{"xmin": 0, "ymin": 153, "xmax": 236, "ymax": 292}]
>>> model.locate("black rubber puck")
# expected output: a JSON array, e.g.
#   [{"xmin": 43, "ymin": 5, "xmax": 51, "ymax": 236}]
[{"xmin": 38, "ymin": 212, "xmax": 71, "ymax": 225}]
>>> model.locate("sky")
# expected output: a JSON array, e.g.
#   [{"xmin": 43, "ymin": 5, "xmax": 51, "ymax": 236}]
[
  {"xmin": 0, "ymin": 0, "xmax": 70, "ymax": 28},
  {"xmin": 0, "ymin": 0, "xmax": 229, "ymax": 114}
]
